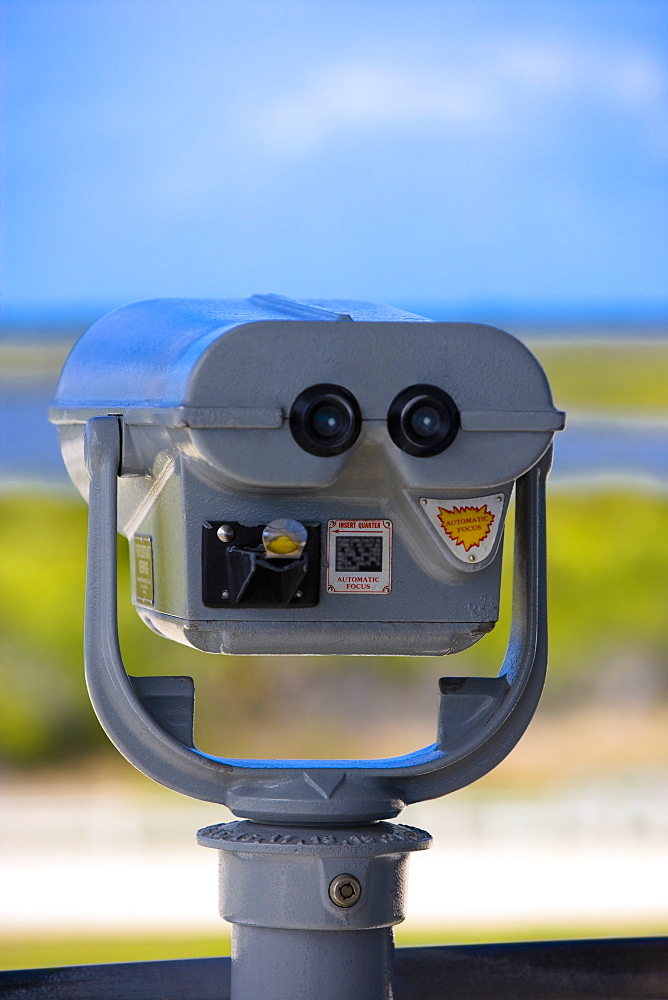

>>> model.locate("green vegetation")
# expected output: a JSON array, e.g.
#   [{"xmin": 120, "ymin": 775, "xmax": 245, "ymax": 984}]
[
  {"xmin": 0, "ymin": 339, "xmax": 78, "ymax": 383},
  {"xmin": 0, "ymin": 933, "xmax": 230, "ymax": 971},
  {"xmin": 3, "ymin": 919, "xmax": 665, "ymax": 970},
  {"xmin": 528, "ymin": 340, "xmax": 668, "ymax": 413},
  {"xmin": 1, "ymin": 488, "xmax": 666, "ymax": 766},
  {"xmin": 456, "ymin": 489, "xmax": 668, "ymax": 691}
]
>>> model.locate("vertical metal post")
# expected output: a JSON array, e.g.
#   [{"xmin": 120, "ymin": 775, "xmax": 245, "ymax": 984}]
[{"xmin": 198, "ymin": 820, "xmax": 431, "ymax": 1000}]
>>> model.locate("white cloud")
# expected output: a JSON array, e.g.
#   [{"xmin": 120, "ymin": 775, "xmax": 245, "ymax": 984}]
[
  {"xmin": 254, "ymin": 39, "xmax": 667, "ymax": 154},
  {"xmin": 500, "ymin": 40, "xmax": 667, "ymax": 104},
  {"xmin": 256, "ymin": 63, "xmax": 499, "ymax": 149}
]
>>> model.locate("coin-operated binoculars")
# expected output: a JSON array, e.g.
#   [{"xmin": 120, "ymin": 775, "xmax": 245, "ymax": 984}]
[{"xmin": 51, "ymin": 294, "xmax": 564, "ymax": 1000}]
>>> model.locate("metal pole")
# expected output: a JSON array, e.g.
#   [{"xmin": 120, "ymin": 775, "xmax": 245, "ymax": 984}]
[{"xmin": 198, "ymin": 820, "xmax": 431, "ymax": 1000}]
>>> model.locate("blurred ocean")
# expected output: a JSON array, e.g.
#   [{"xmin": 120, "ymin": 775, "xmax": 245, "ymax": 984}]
[{"xmin": 2, "ymin": 384, "xmax": 667, "ymax": 488}]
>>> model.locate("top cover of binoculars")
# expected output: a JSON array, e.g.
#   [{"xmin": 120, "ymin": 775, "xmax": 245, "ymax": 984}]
[{"xmin": 51, "ymin": 294, "xmax": 564, "ymax": 656}]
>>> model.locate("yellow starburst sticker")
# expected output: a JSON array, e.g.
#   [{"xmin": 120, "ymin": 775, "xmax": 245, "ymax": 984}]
[
  {"xmin": 419, "ymin": 494, "xmax": 506, "ymax": 565},
  {"xmin": 437, "ymin": 505, "xmax": 496, "ymax": 552}
]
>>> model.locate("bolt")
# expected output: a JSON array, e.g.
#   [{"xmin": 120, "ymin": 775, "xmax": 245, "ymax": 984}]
[
  {"xmin": 329, "ymin": 874, "xmax": 362, "ymax": 908},
  {"xmin": 217, "ymin": 524, "xmax": 234, "ymax": 543},
  {"xmin": 295, "ymin": 590, "xmax": 303, "ymax": 598},
  {"xmin": 497, "ymin": 495, "xmax": 503, "ymax": 503},
  {"xmin": 384, "ymin": 520, "xmax": 391, "ymax": 528},
  {"xmin": 420, "ymin": 498, "xmax": 428, "ymax": 505},
  {"xmin": 329, "ymin": 520, "xmax": 335, "ymax": 527},
  {"xmin": 221, "ymin": 590, "xmax": 230, "ymax": 600},
  {"xmin": 383, "ymin": 586, "xmax": 390, "ymax": 593},
  {"xmin": 468, "ymin": 555, "xmax": 476, "ymax": 562},
  {"xmin": 327, "ymin": 585, "xmax": 335, "ymax": 593}
]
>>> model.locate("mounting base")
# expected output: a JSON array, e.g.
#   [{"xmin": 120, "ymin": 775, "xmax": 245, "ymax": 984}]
[{"xmin": 198, "ymin": 820, "xmax": 431, "ymax": 1000}]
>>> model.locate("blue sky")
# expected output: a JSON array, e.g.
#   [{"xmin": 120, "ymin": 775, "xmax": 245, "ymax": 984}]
[{"xmin": 2, "ymin": 0, "xmax": 667, "ymax": 321}]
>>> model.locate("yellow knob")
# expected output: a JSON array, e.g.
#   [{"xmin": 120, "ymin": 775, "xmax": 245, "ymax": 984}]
[
  {"xmin": 262, "ymin": 518, "xmax": 308, "ymax": 559},
  {"xmin": 265, "ymin": 535, "xmax": 300, "ymax": 555}
]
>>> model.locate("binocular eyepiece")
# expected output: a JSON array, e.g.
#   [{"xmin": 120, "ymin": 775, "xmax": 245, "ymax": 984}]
[
  {"xmin": 387, "ymin": 384, "xmax": 459, "ymax": 457},
  {"xmin": 290, "ymin": 383, "xmax": 460, "ymax": 458},
  {"xmin": 289, "ymin": 383, "xmax": 362, "ymax": 457}
]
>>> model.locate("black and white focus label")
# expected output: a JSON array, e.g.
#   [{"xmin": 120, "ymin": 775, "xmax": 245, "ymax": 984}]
[{"xmin": 326, "ymin": 519, "xmax": 392, "ymax": 594}]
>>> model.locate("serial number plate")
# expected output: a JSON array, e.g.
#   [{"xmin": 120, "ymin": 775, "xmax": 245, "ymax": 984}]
[
  {"xmin": 326, "ymin": 519, "xmax": 392, "ymax": 594},
  {"xmin": 133, "ymin": 534, "xmax": 154, "ymax": 606}
]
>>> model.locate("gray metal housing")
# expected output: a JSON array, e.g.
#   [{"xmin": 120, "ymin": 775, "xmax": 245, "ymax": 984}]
[{"xmin": 51, "ymin": 295, "xmax": 563, "ymax": 656}]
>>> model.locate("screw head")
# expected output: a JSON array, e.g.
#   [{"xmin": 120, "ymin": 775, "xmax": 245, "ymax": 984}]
[
  {"xmin": 497, "ymin": 495, "xmax": 503, "ymax": 503},
  {"xmin": 468, "ymin": 554, "xmax": 476, "ymax": 562},
  {"xmin": 217, "ymin": 524, "xmax": 235, "ymax": 543},
  {"xmin": 329, "ymin": 874, "xmax": 362, "ymax": 908},
  {"xmin": 295, "ymin": 590, "xmax": 303, "ymax": 598},
  {"xmin": 327, "ymin": 585, "xmax": 335, "ymax": 593},
  {"xmin": 420, "ymin": 498, "xmax": 428, "ymax": 505},
  {"xmin": 221, "ymin": 590, "xmax": 230, "ymax": 600}
]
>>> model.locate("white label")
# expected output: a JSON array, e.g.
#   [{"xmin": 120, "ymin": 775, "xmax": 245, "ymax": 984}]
[
  {"xmin": 326, "ymin": 519, "xmax": 392, "ymax": 594},
  {"xmin": 420, "ymin": 494, "xmax": 505, "ymax": 564}
]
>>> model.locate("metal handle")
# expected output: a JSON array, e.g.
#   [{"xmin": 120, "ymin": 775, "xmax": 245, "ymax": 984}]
[{"xmin": 84, "ymin": 415, "xmax": 550, "ymax": 823}]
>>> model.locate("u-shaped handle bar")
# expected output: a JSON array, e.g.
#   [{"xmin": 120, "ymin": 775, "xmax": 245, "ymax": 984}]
[{"xmin": 84, "ymin": 415, "xmax": 550, "ymax": 824}]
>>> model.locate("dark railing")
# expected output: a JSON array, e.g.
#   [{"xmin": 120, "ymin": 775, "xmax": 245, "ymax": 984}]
[{"xmin": 1, "ymin": 937, "xmax": 667, "ymax": 1000}]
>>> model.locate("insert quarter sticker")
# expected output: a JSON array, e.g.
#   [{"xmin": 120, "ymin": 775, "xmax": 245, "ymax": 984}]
[
  {"xmin": 327, "ymin": 519, "xmax": 392, "ymax": 594},
  {"xmin": 420, "ymin": 494, "xmax": 505, "ymax": 564}
]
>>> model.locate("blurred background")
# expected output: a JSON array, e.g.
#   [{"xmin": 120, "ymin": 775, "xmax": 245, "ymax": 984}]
[{"xmin": 1, "ymin": 0, "xmax": 667, "ymax": 970}]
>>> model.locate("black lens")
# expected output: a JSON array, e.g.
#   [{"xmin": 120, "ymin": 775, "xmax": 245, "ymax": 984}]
[
  {"xmin": 290, "ymin": 384, "xmax": 361, "ymax": 456},
  {"xmin": 410, "ymin": 405, "xmax": 443, "ymax": 439},
  {"xmin": 311, "ymin": 403, "xmax": 345, "ymax": 439},
  {"xmin": 387, "ymin": 384, "xmax": 459, "ymax": 457}
]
